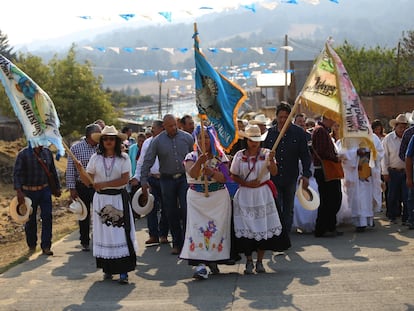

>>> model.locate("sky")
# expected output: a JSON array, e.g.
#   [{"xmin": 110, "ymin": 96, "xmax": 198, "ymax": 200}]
[
  {"xmin": 1, "ymin": 0, "xmax": 338, "ymax": 47},
  {"xmin": 1, "ymin": 0, "xmax": 256, "ymax": 46}
]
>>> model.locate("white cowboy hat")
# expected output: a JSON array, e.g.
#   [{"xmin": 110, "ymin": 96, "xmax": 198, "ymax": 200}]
[
  {"xmin": 68, "ymin": 198, "xmax": 88, "ymax": 221},
  {"xmin": 407, "ymin": 110, "xmax": 414, "ymax": 125},
  {"xmin": 389, "ymin": 114, "xmax": 408, "ymax": 128},
  {"xmin": 295, "ymin": 179, "xmax": 320, "ymax": 211},
  {"xmin": 9, "ymin": 196, "xmax": 33, "ymax": 224},
  {"xmin": 132, "ymin": 188, "xmax": 154, "ymax": 216},
  {"xmin": 91, "ymin": 125, "xmax": 128, "ymax": 143},
  {"xmin": 249, "ymin": 114, "xmax": 270, "ymax": 126},
  {"xmin": 240, "ymin": 124, "xmax": 264, "ymax": 142}
]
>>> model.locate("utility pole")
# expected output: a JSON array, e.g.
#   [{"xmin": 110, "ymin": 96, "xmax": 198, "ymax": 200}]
[
  {"xmin": 157, "ymin": 72, "xmax": 162, "ymax": 119},
  {"xmin": 284, "ymin": 34, "xmax": 289, "ymax": 102},
  {"xmin": 395, "ymin": 40, "xmax": 401, "ymax": 97}
]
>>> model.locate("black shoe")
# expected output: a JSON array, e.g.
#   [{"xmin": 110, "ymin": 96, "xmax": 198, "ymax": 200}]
[
  {"xmin": 81, "ymin": 244, "xmax": 90, "ymax": 252},
  {"xmin": 356, "ymin": 226, "xmax": 366, "ymax": 232}
]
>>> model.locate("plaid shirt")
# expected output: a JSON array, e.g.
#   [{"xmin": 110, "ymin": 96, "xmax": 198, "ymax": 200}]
[
  {"xmin": 66, "ymin": 138, "xmax": 98, "ymax": 189},
  {"xmin": 399, "ymin": 125, "xmax": 414, "ymax": 161},
  {"xmin": 13, "ymin": 147, "xmax": 60, "ymax": 190},
  {"xmin": 312, "ymin": 122, "xmax": 339, "ymax": 167}
]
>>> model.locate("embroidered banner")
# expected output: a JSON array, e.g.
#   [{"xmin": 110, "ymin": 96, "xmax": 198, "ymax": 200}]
[
  {"xmin": 0, "ymin": 55, "xmax": 65, "ymax": 157},
  {"xmin": 193, "ymin": 25, "xmax": 247, "ymax": 152}
]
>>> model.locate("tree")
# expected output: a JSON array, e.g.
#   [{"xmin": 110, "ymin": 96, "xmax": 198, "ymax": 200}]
[
  {"xmin": 0, "ymin": 30, "xmax": 16, "ymax": 60},
  {"xmin": 335, "ymin": 41, "xmax": 411, "ymax": 96},
  {"xmin": 47, "ymin": 45, "xmax": 119, "ymax": 138},
  {"xmin": 400, "ymin": 30, "xmax": 414, "ymax": 61}
]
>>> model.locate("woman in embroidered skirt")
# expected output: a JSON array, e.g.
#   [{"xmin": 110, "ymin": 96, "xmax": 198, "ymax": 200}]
[
  {"xmin": 230, "ymin": 125, "xmax": 290, "ymax": 274},
  {"xmin": 180, "ymin": 125, "xmax": 232, "ymax": 280},
  {"xmin": 81, "ymin": 125, "xmax": 138, "ymax": 284}
]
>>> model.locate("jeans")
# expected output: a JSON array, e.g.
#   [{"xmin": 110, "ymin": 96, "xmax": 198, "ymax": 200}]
[
  {"xmin": 24, "ymin": 186, "xmax": 53, "ymax": 249},
  {"xmin": 147, "ymin": 176, "xmax": 169, "ymax": 238},
  {"xmin": 159, "ymin": 174, "xmax": 188, "ymax": 249},
  {"xmin": 76, "ymin": 182, "xmax": 95, "ymax": 246},
  {"xmin": 314, "ymin": 168, "xmax": 342, "ymax": 235},
  {"xmin": 387, "ymin": 169, "xmax": 408, "ymax": 221},
  {"xmin": 274, "ymin": 182, "xmax": 296, "ymax": 233},
  {"xmin": 407, "ymin": 188, "xmax": 414, "ymax": 225}
]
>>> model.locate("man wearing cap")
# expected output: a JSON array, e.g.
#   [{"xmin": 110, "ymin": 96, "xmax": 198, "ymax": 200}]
[
  {"xmin": 66, "ymin": 123, "xmax": 101, "ymax": 251},
  {"xmin": 13, "ymin": 145, "xmax": 61, "ymax": 255},
  {"xmin": 382, "ymin": 114, "xmax": 409, "ymax": 224},
  {"xmin": 140, "ymin": 114, "xmax": 194, "ymax": 255},
  {"xmin": 263, "ymin": 103, "xmax": 312, "ymax": 234}
]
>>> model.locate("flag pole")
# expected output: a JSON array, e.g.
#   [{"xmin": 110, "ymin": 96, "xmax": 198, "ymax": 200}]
[
  {"xmin": 62, "ymin": 141, "xmax": 94, "ymax": 186},
  {"xmin": 257, "ymin": 99, "xmax": 299, "ymax": 180},
  {"xmin": 194, "ymin": 22, "xmax": 209, "ymax": 197}
]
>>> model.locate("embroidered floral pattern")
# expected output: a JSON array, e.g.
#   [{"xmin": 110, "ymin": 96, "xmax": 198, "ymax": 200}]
[{"xmin": 187, "ymin": 220, "xmax": 224, "ymax": 252}]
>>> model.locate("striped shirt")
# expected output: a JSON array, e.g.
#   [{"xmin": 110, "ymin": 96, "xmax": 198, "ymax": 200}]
[{"xmin": 66, "ymin": 138, "xmax": 98, "ymax": 189}]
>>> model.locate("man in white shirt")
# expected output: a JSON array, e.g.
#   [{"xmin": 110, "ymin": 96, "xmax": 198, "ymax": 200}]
[
  {"xmin": 131, "ymin": 120, "xmax": 169, "ymax": 245},
  {"xmin": 381, "ymin": 114, "xmax": 409, "ymax": 224}
]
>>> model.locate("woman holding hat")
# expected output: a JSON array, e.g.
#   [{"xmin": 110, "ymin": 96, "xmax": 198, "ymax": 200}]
[
  {"xmin": 80, "ymin": 125, "xmax": 138, "ymax": 284},
  {"xmin": 230, "ymin": 124, "xmax": 290, "ymax": 274}
]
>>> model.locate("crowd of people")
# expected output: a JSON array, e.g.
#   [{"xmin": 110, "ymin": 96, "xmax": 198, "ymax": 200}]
[{"xmin": 12, "ymin": 105, "xmax": 414, "ymax": 284}]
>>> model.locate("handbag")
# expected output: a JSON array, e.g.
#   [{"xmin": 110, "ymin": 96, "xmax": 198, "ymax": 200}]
[
  {"xmin": 320, "ymin": 159, "xmax": 344, "ymax": 182},
  {"xmin": 314, "ymin": 149, "xmax": 344, "ymax": 182},
  {"xmin": 34, "ymin": 152, "xmax": 60, "ymax": 196}
]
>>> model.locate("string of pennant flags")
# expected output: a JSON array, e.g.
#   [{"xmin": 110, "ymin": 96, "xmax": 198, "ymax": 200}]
[
  {"xmin": 76, "ymin": 0, "xmax": 339, "ymax": 23},
  {"xmin": 82, "ymin": 45, "xmax": 293, "ymax": 55}
]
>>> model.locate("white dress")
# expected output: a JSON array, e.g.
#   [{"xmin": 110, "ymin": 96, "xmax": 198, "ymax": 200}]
[
  {"xmin": 86, "ymin": 153, "xmax": 138, "ymax": 262},
  {"xmin": 179, "ymin": 151, "xmax": 232, "ymax": 262},
  {"xmin": 230, "ymin": 149, "xmax": 282, "ymax": 241}
]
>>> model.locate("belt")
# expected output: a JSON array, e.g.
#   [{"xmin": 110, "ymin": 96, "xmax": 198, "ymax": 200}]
[
  {"xmin": 160, "ymin": 173, "xmax": 184, "ymax": 179},
  {"xmin": 389, "ymin": 168, "xmax": 405, "ymax": 172},
  {"xmin": 22, "ymin": 183, "xmax": 48, "ymax": 191},
  {"xmin": 149, "ymin": 173, "xmax": 161, "ymax": 179}
]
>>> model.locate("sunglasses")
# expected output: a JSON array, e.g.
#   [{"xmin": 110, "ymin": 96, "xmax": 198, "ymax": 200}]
[{"xmin": 102, "ymin": 136, "xmax": 116, "ymax": 142}]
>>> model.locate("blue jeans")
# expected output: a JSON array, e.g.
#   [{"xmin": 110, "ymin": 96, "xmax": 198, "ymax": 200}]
[
  {"xmin": 387, "ymin": 169, "xmax": 408, "ymax": 221},
  {"xmin": 159, "ymin": 175, "xmax": 188, "ymax": 249},
  {"xmin": 275, "ymin": 182, "xmax": 296, "ymax": 233},
  {"xmin": 147, "ymin": 176, "xmax": 169, "ymax": 238},
  {"xmin": 407, "ymin": 188, "xmax": 414, "ymax": 225},
  {"xmin": 24, "ymin": 187, "xmax": 53, "ymax": 249}
]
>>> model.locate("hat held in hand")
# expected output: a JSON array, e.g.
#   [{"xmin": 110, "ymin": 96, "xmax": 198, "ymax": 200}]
[
  {"xmin": 68, "ymin": 198, "xmax": 88, "ymax": 221},
  {"xmin": 132, "ymin": 188, "xmax": 154, "ymax": 216},
  {"xmin": 295, "ymin": 179, "xmax": 320, "ymax": 211},
  {"xmin": 9, "ymin": 196, "xmax": 33, "ymax": 224}
]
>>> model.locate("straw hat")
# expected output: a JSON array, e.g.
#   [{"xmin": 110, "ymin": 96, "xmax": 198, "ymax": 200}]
[
  {"xmin": 408, "ymin": 110, "xmax": 414, "ymax": 125},
  {"xmin": 249, "ymin": 114, "xmax": 270, "ymax": 126},
  {"xmin": 240, "ymin": 124, "xmax": 264, "ymax": 142},
  {"xmin": 295, "ymin": 179, "xmax": 320, "ymax": 211},
  {"xmin": 389, "ymin": 114, "xmax": 408, "ymax": 128},
  {"xmin": 91, "ymin": 125, "xmax": 128, "ymax": 143},
  {"xmin": 68, "ymin": 198, "xmax": 88, "ymax": 221},
  {"xmin": 9, "ymin": 196, "xmax": 33, "ymax": 224},
  {"xmin": 131, "ymin": 188, "xmax": 154, "ymax": 216}
]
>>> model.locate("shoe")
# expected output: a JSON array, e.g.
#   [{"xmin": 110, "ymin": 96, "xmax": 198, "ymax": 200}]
[
  {"xmin": 171, "ymin": 247, "xmax": 181, "ymax": 255},
  {"xmin": 244, "ymin": 261, "xmax": 254, "ymax": 275},
  {"xmin": 145, "ymin": 237, "xmax": 160, "ymax": 245},
  {"xmin": 255, "ymin": 261, "xmax": 266, "ymax": 273},
  {"xmin": 389, "ymin": 219, "xmax": 398, "ymax": 224},
  {"xmin": 81, "ymin": 244, "xmax": 90, "ymax": 251},
  {"xmin": 159, "ymin": 236, "xmax": 169, "ymax": 244},
  {"xmin": 207, "ymin": 263, "xmax": 220, "ymax": 275},
  {"xmin": 193, "ymin": 265, "xmax": 208, "ymax": 280},
  {"xmin": 103, "ymin": 273, "xmax": 113, "ymax": 280},
  {"xmin": 356, "ymin": 226, "xmax": 366, "ymax": 233},
  {"xmin": 42, "ymin": 248, "xmax": 53, "ymax": 256},
  {"xmin": 119, "ymin": 273, "xmax": 128, "ymax": 284},
  {"xmin": 28, "ymin": 246, "xmax": 36, "ymax": 253}
]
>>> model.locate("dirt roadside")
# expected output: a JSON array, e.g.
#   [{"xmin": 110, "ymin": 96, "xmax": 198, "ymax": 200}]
[{"xmin": 0, "ymin": 139, "xmax": 78, "ymax": 273}]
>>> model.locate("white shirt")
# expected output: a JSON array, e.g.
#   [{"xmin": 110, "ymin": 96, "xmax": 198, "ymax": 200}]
[
  {"xmin": 381, "ymin": 131, "xmax": 405, "ymax": 175},
  {"xmin": 134, "ymin": 136, "xmax": 160, "ymax": 181}
]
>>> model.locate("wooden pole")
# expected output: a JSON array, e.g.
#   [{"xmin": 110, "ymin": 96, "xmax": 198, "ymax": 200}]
[{"xmin": 62, "ymin": 141, "xmax": 94, "ymax": 186}]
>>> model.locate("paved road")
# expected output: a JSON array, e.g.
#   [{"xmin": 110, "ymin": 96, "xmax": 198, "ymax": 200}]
[{"xmin": 0, "ymin": 213, "xmax": 413, "ymax": 311}]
